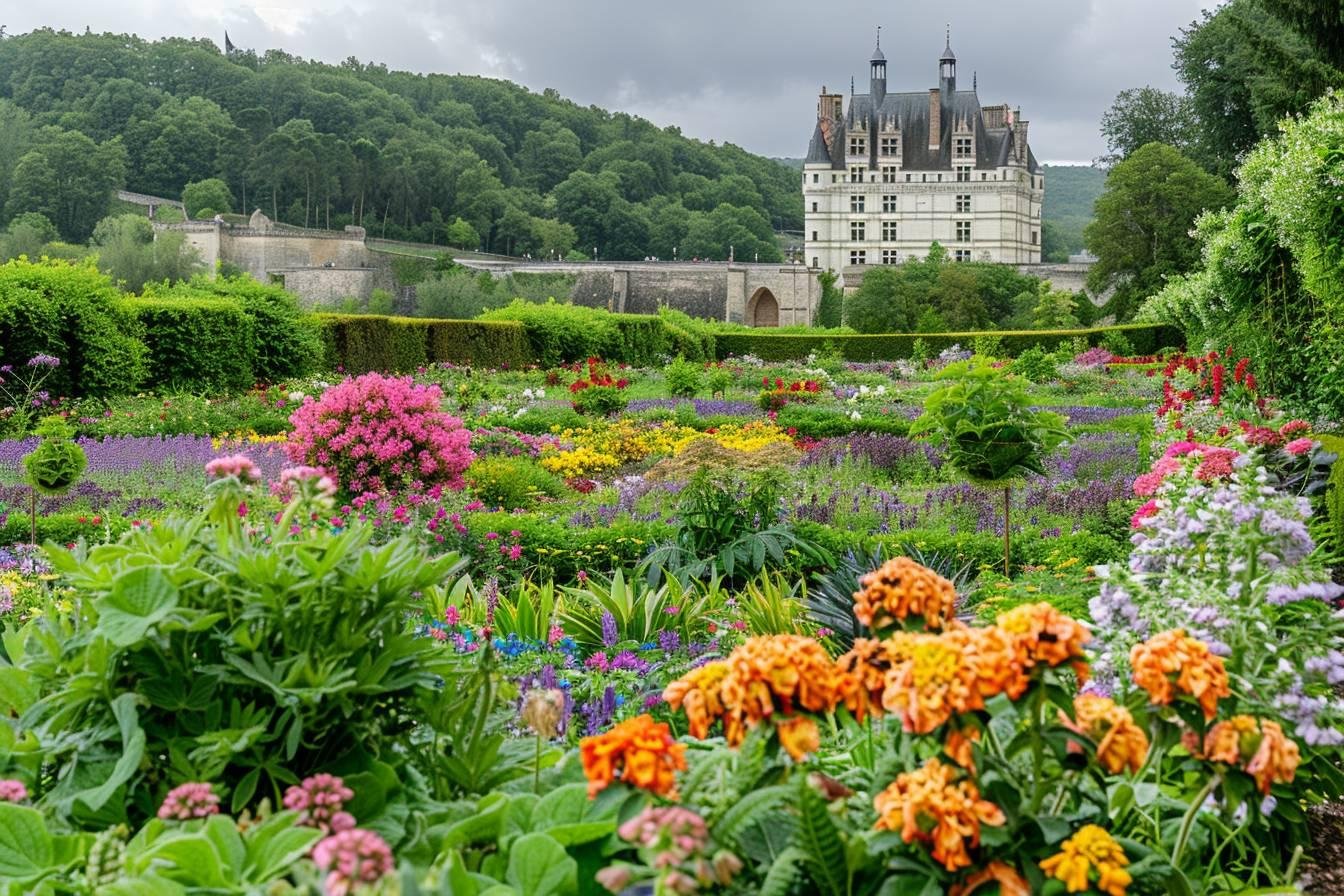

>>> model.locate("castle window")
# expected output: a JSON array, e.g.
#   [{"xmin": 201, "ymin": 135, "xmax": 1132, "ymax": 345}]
[
  {"xmin": 956, "ymin": 166, "xmax": 971, "ymax": 182},
  {"xmin": 850, "ymin": 250, "xmax": 867, "ymax": 265},
  {"xmin": 849, "ymin": 136, "xmax": 866, "ymax": 155},
  {"xmin": 881, "ymin": 249, "xmax": 900, "ymax": 264},
  {"xmin": 955, "ymin": 194, "xmax": 971, "ymax": 213},
  {"xmin": 1032, "ymin": 231, "xmax": 1039, "ymax": 245},
  {"xmin": 850, "ymin": 222, "xmax": 866, "ymax": 241},
  {"xmin": 882, "ymin": 195, "xmax": 898, "ymax": 213},
  {"xmin": 849, "ymin": 165, "xmax": 865, "ymax": 183},
  {"xmin": 850, "ymin": 195, "xmax": 865, "ymax": 213},
  {"xmin": 812, "ymin": 256, "xmax": 819, "ymax": 268},
  {"xmin": 906, "ymin": 174, "xmax": 912, "ymax": 182},
  {"xmin": 981, "ymin": 172, "xmax": 987, "ymax": 181},
  {"xmin": 881, "ymin": 221, "xmax": 898, "ymax": 241},
  {"xmin": 954, "ymin": 249, "xmax": 971, "ymax": 262},
  {"xmin": 955, "ymin": 221, "xmax": 972, "ymax": 242},
  {"xmin": 881, "ymin": 165, "xmax": 899, "ymax": 183},
  {"xmin": 954, "ymin": 137, "xmax": 973, "ymax": 158},
  {"xmin": 812, "ymin": 173, "xmax": 819, "ymax": 183},
  {"xmin": 832, "ymin": 174, "xmax": 838, "ymax": 183},
  {"xmin": 811, "ymin": 231, "xmax": 818, "ymax": 241},
  {"xmin": 880, "ymin": 136, "xmax": 899, "ymax": 156},
  {"xmin": 811, "ymin": 202, "xmax": 818, "ymax": 212}
]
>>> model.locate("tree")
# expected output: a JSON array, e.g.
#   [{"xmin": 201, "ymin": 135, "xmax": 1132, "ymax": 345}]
[
  {"xmin": 4, "ymin": 128, "xmax": 126, "ymax": 242},
  {"xmin": 1099, "ymin": 87, "xmax": 1197, "ymax": 165},
  {"xmin": 445, "ymin": 217, "xmax": 480, "ymax": 250},
  {"xmin": 814, "ymin": 269, "xmax": 842, "ymax": 328},
  {"xmin": 1041, "ymin": 220, "xmax": 1070, "ymax": 263},
  {"xmin": 182, "ymin": 178, "xmax": 235, "ymax": 219},
  {"xmin": 516, "ymin": 121, "xmax": 582, "ymax": 193},
  {"xmin": 91, "ymin": 213, "xmax": 203, "ymax": 291},
  {"xmin": 1084, "ymin": 142, "xmax": 1235, "ymax": 321},
  {"xmin": 932, "ymin": 263, "xmax": 991, "ymax": 330},
  {"xmin": 1032, "ymin": 280, "xmax": 1080, "ymax": 329},
  {"xmin": 0, "ymin": 212, "xmax": 58, "ymax": 260}
]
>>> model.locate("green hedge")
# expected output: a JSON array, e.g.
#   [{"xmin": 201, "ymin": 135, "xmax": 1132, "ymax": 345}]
[
  {"xmin": 124, "ymin": 297, "xmax": 255, "ymax": 392},
  {"xmin": 713, "ymin": 324, "xmax": 1184, "ymax": 361},
  {"xmin": 317, "ymin": 314, "xmax": 532, "ymax": 373},
  {"xmin": 479, "ymin": 299, "xmax": 714, "ymax": 366}
]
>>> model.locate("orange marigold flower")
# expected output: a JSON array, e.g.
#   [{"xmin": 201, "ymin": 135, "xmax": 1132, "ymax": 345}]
[
  {"xmin": 996, "ymin": 602, "xmax": 1091, "ymax": 684},
  {"xmin": 663, "ymin": 661, "xmax": 728, "ymax": 739},
  {"xmin": 837, "ymin": 636, "xmax": 909, "ymax": 717},
  {"xmin": 1040, "ymin": 825, "xmax": 1131, "ymax": 896},
  {"xmin": 1060, "ymin": 693, "xmax": 1149, "ymax": 775},
  {"xmin": 775, "ymin": 715, "xmax": 821, "ymax": 761},
  {"xmin": 580, "ymin": 714, "xmax": 687, "ymax": 799},
  {"xmin": 943, "ymin": 724, "xmax": 982, "ymax": 772},
  {"xmin": 854, "ymin": 556, "xmax": 959, "ymax": 632},
  {"xmin": 1202, "ymin": 716, "xmax": 1301, "ymax": 795},
  {"xmin": 873, "ymin": 758, "xmax": 1005, "ymax": 872},
  {"xmin": 1129, "ymin": 629, "xmax": 1230, "ymax": 720},
  {"xmin": 881, "ymin": 627, "xmax": 1020, "ymax": 733},
  {"xmin": 949, "ymin": 861, "xmax": 1030, "ymax": 896}
]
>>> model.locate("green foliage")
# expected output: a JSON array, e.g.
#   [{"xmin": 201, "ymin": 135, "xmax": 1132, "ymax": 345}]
[
  {"xmin": 664, "ymin": 356, "xmax": 703, "ymax": 398},
  {"xmin": 1100, "ymin": 87, "xmax": 1199, "ymax": 165},
  {"xmin": 1010, "ymin": 345, "xmax": 1059, "ymax": 384},
  {"xmin": 773, "ymin": 404, "xmax": 910, "ymax": 439},
  {"xmin": 814, "ymin": 269, "xmax": 842, "ymax": 328},
  {"xmin": 914, "ymin": 361, "xmax": 1069, "ymax": 482},
  {"xmin": 713, "ymin": 324, "xmax": 1182, "ymax": 361},
  {"xmin": 1041, "ymin": 165, "xmax": 1105, "ymax": 260},
  {"xmin": 318, "ymin": 314, "xmax": 532, "ymax": 372},
  {"xmin": 480, "ymin": 299, "xmax": 687, "ymax": 367},
  {"xmin": 140, "ymin": 276, "xmax": 323, "ymax": 382},
  {"xmin": 843, "ymin": 253, "xmax": 1041, "ymax": 333},
  {"xmin": 1086, "ymin": 143, "xmax": 1235, "ymax": 321},
  {"xmin": 123, "ymin": 297, "xmax": 254, "ymax": 392},
  {"xmin": 4, "ymin": 489, "xmax": 467, "ymax": 828},
  {"xmin": 181, "ymin": 179, "xmax": 234, "ymax": 219},
  {"xmin": 0, "ymin": 258, "xmax": 147, "ymax": 397},
  {"xmin": 1032, "ymin": 280, "xmax": 1080, "ymax": 329},
  {"xmin": 3, "ymin": 125, "xmax": 126, "ymax": 242},
  {"xmin": 91, "ymin": 213, "xmax": 205, "ymax": 291},
  {"xmin": 22, "ymin": 417, "xmax": 86, "ymax": 496},
  {"xmin": 571, "ymin": 384, "xmax": 627, "ymax": 417},
  {"xmin": 465, "ymin": 456, "xmax": 566, "ymax": 510}
]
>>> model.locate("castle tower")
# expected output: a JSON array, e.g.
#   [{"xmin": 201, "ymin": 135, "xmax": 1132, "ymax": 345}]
[
  {"xmin": 939, "ymin": 27, "xmax": 957, "ymax": 98},
  {"xmin": 869, "ymin": 29, "xmax": 887, "ymax": 108}
]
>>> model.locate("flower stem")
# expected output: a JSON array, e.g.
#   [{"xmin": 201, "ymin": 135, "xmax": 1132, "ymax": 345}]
[{"xmin": 1172, "ymin": 773, "xmax": 1221, "ymax": 867}]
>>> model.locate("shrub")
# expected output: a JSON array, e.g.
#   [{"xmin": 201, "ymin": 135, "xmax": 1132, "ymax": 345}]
[
  {"xmin": 318, "ymin": 315, "xmax": 531, "ymax": 372},
  {"xmin": 0, "ymin": 258, "xmax": 146, "ymax": 397},
  {"xmin": 123, "ymin": 297, "xmax": 254, "ymax": 392},
  {"xmin": 141, "ymin": 276, "xmax": 323, "ymax": 382},
  {"xmin": 774, "ymin": 404, "xmax": 911, "ymax": 439},
  {"xmin": 569, "ymin": 358, "xmax": 629, "ymax": 416},
  {"xmin": 664, "ymin": 356, "xmax": 703, "ymax": 398},
  {"xmin": 1011, "ymin": 344, "xmax": 1059, "ymax": 383},
  {"xmin": 465, "ymin": 456, "xmax": 567, "ymax": 511},
  {"xmin": 287, "ymin": 373, "xmax": 474, "ymax": 496}
]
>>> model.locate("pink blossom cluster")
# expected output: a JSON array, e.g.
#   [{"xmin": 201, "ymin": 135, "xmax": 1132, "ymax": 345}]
[
  {"xmin": 283, "ymin": 773, "xmax": 356, "ymax": 834},
  {"xmin": 312, "ymin": 828, "xmax": 394, "ymax": 896},
  {"xmin": 598, "ymin": 806, "xmax": 742, "ymax": 894},
  {"xmin": 1133, "ymin": 442, "xmax": 1242, "ymax": 496},
  {"xmin": 0, "ymin": 779, "xmax": 28, "ymax": 802},
  {"xmin": 270, "ymin": 464, "xmax": 339, "ymax": 502},
  {"xmin": 157, "ymin": 782, "xmax": 221, "ymax": 820},
  {"xmin": 618, "ymin": 806, "xmax": 708, "ymax": 857},
  {"xmin": 286, "ymin": 373, "xmax": 474, "ymax": 496},
  {"xmin": 204, "ymin": 454, "xmax": 262, "ymax": 483}
]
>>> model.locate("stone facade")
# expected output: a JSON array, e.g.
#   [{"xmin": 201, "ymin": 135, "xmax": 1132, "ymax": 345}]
[{"xmin": 804, "ymin": 34, "xmax": 1043, "ymax": 284}]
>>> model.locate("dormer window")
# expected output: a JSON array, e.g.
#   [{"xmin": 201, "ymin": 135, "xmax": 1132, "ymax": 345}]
[
  {"xmin": 849, "ymin": 136, "xmax": 867, "ymax": 156},
  {"xmin": 879, "ymin": 136, "xmax": 900, "ymax": 157},
  {"xmin": 954, "ymin": 136, "xmax": 973, "ymax": 158}
]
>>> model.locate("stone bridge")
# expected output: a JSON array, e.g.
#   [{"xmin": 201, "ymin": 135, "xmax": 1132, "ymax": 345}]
[{"xmin": 462, "ymin": 259, "xmax": 823, "ymax": 326}]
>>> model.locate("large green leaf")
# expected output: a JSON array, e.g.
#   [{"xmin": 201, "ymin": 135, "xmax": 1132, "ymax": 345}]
[
  {"xmin": 94, "ymin": 567, "xmax": 179, "ymax": 647},
  {"xmin": 505, "ymin": 833, "xmax": 577, "ymax": 896},
  {"xmin": 529, "ymin": 783, "xmax": 618, "ymax": 846},
  {"xmin": 74, "ymin": 693, "xmax": 146, "ymax": 813},
  {"xmin": 242, "ymin": 811, "xmax": 323, "ymax": 882},
  {"xmin": 0, "ymin": 803, "xmax": 52, "ymax": 881}
]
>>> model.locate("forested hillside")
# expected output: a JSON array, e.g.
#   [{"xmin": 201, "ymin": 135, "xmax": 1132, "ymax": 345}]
[
  {"xmin": 1041, "ymin": 164, "xmax": 1104, "ymax": 261},
  {"xmin": 0, "ymin": 29, "xmax": 802, "ymax": 260}
]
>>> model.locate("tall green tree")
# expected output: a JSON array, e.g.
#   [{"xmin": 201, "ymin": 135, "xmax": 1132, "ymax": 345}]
[
  {"xmin": 182, "ymin": 178, "xmax": 235, "ymax": 219},
  {"xmin": 1100, "ymin": 87, "xmax": 1198, "ymax": 165},
  {"xmin": 3, "ymin": 127, "xmax": 126, "ymax": 242},
  {"xmin": 1085, "ymin": 142, "xmax": 1235, "ymax": 321}
]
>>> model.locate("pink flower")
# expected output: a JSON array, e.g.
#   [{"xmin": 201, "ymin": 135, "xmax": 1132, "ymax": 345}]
[
  {"xmin": 284, "ymin": 774, "xmax": 356, "ymax": 834},
  {"xmin": 205, "ymin": 454, "xmax": 261, "ymax": 482},
  {"xmin": 1131, "ymin": 499, "xmax": 1159, "ymax": 529},
  {"xmin": 1285, "ymin": 438, "xmax": 1314, "ymax": 456},
  {"xmin": 0, "ymin": 779, "xmax": 28, "ymax": 802},
  {"xmin": 312, "ymin": 829, "xmax": 394, "ymax": 896},
  {"xmin": 444, "ymin": 606, "xmax": 461, "ymax": 626},
  {"xmin": 158, "ymin": 782, "xmax": 221, "ymax": 820}
]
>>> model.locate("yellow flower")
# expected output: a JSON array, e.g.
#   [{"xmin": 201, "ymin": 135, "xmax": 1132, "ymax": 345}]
[
  {"xmin": 663, "ymin": 661, "xmax": 729, "ymax": 739},
  {"xmin": 1040, "ymin": 825, "xmax": 1131, "ymax": 896}
]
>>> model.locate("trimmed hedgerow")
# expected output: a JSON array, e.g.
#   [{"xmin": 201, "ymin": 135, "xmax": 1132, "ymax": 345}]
[
  {"xmin": 124, "ymin": 297, "xmax": 254, "ymax": 392},
  {"xmin": 317, "ymin": 314, "xmax": 532, "ymax": 372},
  {"xmin": 0, "ymin": 258, "xmax": 146, "ymax": 397},
  {"xmin": 712, "ymin": 323, "xmax": 1183, "ymax": 362},
  {"xmin": 424, "ymin": 320, "xmax": 532, "ymax": 369}
]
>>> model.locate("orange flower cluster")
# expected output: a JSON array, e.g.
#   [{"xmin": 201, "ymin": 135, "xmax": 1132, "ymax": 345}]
[
  {"xmin": 1039, "ymin": 825, "xmax": 1131, "ymax": 896},
  {"xmin": 1129, "ymin": 629, "xmax": 1230, "ymax": 720},
  {"xmin": 836, "ymin": 636, "xmax": 897, "ymax": 709},
  {"xmin": 996, "ymin": 602, "xmax": 1091, "ymax": 684},
  {"xmin": 662, "ymin": 660, "xmax": 727, "ymax": 739},
  {"xmin": 880, "ymin": 627, "xmax": 1022, "ymax": 734},
  {"xmin": 854, "ymin": 557, "xmax": 959, "ymax": 632},
  {"xmin": 580, "ymin": 714, "xmax": 688, "ymax": 799},
  {"xmin": 1198, "ymin": 715, "xmax": 1301, "ymax": 795},
  {"xmin": 1060, "ymin": 694, "xmax": 1150, "ymax": 775},
  {"xmin": 949, "ymin": 862, "xmax": 1029, "ymax": 896},
  {"xmin": 665, "ymin": 635, "xmax": 860, "ymax": 760},
  {"xmin": 873, "ymin": 758, "xmax": 1006, "ymax": 872}
]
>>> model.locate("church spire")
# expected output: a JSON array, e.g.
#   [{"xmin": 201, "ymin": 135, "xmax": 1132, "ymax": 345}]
[{"xmin": 939, "ymin": 25, "xmax": 956, "ymax": 95}]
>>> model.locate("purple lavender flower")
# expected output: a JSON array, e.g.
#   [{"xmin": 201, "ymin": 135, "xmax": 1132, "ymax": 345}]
[
  {"xmin": 25, "ymin": 354, "xmax": 60, "ymax": 368},
  {"xmin": 600, "ymin": 611, "xmax": 619, "ymax": 648},
  {"xmin": 657, "ymin": 629, "xmax": 681, "ymax": 652}
]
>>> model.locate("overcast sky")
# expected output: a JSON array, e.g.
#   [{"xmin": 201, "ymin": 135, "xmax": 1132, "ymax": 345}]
[{"xmin": 7, "ymin": 0, "xmax": 1217, "ymax": 164}]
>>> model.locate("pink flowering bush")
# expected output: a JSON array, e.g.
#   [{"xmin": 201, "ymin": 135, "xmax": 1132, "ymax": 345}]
[
  {"xmin": 312, "ymin": 828, "xmax": 394, "ymax": 895},
  {"xmin": 0, "ymin": 779, "xmax": 28, "ymax": 802},
  {"xmin": 287, "ymin": 373, "xmax": 474, "ymax": 496},
  {"xmin": 157, "ymin": 782, "xmax": 221, "ymax": 820},
  {"xmin": 283, "ymin": 773, "xmax": 356, "ymax": 834}
]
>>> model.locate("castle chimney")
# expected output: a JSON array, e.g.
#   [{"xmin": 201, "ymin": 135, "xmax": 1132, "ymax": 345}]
[
  {"xmin": 1013, "ymin": 114, "xmax": 1029, "ymax": 163},
  {"xmin": 929, "ymin": 88, "xmax": 941, "ymax": 150}
]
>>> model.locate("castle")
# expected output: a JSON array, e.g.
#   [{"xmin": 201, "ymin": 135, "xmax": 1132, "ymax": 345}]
[{"xmin": 803, "ymin": 31, "xmax": 1043, "ymax": 282}]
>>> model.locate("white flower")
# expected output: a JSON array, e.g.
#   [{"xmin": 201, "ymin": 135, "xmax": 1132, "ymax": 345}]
[
  {"xmin": 859, "ymin": 385, "xmax": 870, "ymax": 395},
  {"xmin": 514, "ymin": 407, "xmax": 528, "ymax": 418},
  {"xmin": 849, "ymin": 410, "xmax": 862, "ymax": 421},
  {"xmin": 288, "ymin": 391, "xmax": 306, "ymax": 402}
]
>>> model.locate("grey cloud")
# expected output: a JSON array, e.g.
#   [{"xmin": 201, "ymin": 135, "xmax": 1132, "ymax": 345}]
[{"xmin": 9, "ymin": 0, "xmax": 1213, "ymax": 162}]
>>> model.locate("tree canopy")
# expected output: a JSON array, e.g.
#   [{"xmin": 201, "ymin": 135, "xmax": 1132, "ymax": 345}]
[{"xmin": 0, "ymin": 29, "xmax": 800, "ymax": 260}]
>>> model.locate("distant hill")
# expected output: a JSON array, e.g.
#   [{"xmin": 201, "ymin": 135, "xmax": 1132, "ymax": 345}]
[
  {"xmin": 1042, "ymin": 164, "xmax": 1105, "ymax": 260},
  {"xmin": 0, "ymin": 29, "xmax": 802, "ymax": 261}
]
